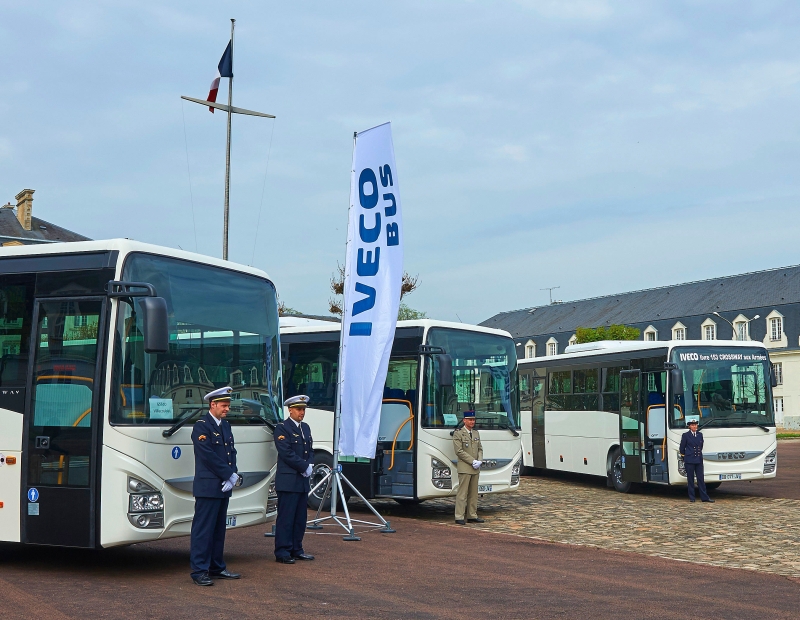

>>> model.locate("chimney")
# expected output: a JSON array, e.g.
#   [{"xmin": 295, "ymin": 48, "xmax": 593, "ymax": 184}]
[{"xmin": 15, "ymin": 189, "xmax": 34, "ymax": 231}]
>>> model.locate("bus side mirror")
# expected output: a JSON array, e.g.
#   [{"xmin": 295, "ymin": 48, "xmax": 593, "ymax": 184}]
[
  {"xmin": 141, "ymin": 297, "xmax": 169, "ymax": 353},
  {"xmin": 671, "ymin": 369, "xmax": 683, "ymax": 395},
  {"xmin": 770, "ymin": 363, "xmax": 778, "ymax": 388},
  {"xmin": 439, "ymin": 354, "xmax": 453, "ymax": 387}
]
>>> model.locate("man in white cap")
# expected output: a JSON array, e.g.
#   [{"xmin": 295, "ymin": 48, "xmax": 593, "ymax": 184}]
[
  {"xmin": 189, "ymin": 386, "xmax": 242, "ymax": 585},
  {"xmin": 273, "ymin": 395, "xmax": 315, "ymax": 563}
]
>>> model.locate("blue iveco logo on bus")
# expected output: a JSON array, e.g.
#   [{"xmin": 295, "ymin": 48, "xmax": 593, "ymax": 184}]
[
  {"xmin": 172, "ymin": 447, "xmax": 181, "ymax": 460},
  {"xmin": 28, "ymin": 488, "xmax": 39, "ymax": 502}
]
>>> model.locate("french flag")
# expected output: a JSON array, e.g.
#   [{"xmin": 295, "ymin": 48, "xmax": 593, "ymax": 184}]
[{"xmin": 207, "ymin": 41, "xmax": 233, "ymax": 113}]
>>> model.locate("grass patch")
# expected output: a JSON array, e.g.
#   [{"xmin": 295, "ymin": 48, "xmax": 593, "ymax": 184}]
[{"xmin": 777, "ymin": 433, "xmax": 800, "ymax": 440}]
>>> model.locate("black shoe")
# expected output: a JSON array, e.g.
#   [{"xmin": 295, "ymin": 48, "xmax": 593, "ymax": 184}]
[
  {"xmin": 455, "ymin": 519, "xmax": 466, "ymax": 525},
  {"xmin": 689, "ymin": 499, "xmax": 695, "ymax": 502},
  {"xmin": 292, "ymin": 553, "xmax": 315, "ymax": 561},
  {"xmin": 275, "ymin": 556, "xmax": 296, "ymax": 564},
  {"xmin": 702, "ymin": 499, "xmax": 715, "ymax": 503},
  {"xmin": 467, "ymin": 518, "xmax": 485, "ymax": 523},
  {"xmin": 210, "ymin": 569, "xmax": 241, "ymax": 579},
  {"xmin": 192, "ymin": 573, "xmax": 214, "ymax": 586}
]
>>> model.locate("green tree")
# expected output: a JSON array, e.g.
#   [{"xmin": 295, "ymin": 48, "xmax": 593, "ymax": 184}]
[
  {"xmin": 398, "ymin": 303, "xmax": 427, "ymax": 320},
  {"xmin": 575, "ymin": 324, "xmax": 641, "ymax": 344}
]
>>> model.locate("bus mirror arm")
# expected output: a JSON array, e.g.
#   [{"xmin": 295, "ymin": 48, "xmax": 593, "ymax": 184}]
[{"xmin": 107, "ymin": 281, "xmax": 170, "ymax": 354}]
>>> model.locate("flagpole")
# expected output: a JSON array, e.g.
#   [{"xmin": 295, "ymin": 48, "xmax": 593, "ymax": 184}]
[{"xmin": 223, "ymin": 18, "xmax": 235, "ymax": 260}]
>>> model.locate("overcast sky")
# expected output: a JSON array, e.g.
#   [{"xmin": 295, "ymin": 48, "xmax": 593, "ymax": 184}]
[{"xmin": 2, "ymin": 1, "xmax": 799, "ymax": 323}]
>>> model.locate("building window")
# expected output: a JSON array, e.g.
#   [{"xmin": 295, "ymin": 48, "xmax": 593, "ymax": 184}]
[
  {"xmin": 525, "ymin": 341, "xmax": 535, "ymax": 359},
  {"xmin": 568, "ymin": 335, "xmax": 578, "ymax": 348},
  {"xmin": 185, "ymin": 389, "xmax": 193, "ymax": 398},
  {"xmin": 548, "ymin": 342, "xmax": 558, "ymax": 356},
  {"xmin": 704, "ymin": 324, "xmax": 716, "ymax": 341},
  {"xmin": 770, "ymin": 317, "xmax": 783, "ymax": 341},
  {"xmin": 184, "ymin": 366, "xmax": 193, "ymax": 382},
  {"xmin": 774, "ymin": 397, "xmax": 784, "ymax": 422},
  {"xmin": 74, "ymin": 315, "xmax": 88, "ymax": 327},
  {"xmin": 735, "ymin": 321, "xmax": 748, "ymax": 341},
  {"xmin": 674, "ymin": 328, "xmax": 685, "ymax": 340},
  {"xmin": 646, "ymin": 332, "xmax": 655, "ymax": 341},
  {"xmin": 774, "ymin": 362, "xmax": 783, "ymax": 385},
  {"xmin": 251, "ymin": 367, "xmax": 259, "ymax": 385}
]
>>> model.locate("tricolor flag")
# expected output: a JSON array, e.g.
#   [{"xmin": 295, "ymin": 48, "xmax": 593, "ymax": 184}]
[{"xmin": 207, "ymin": 41, "xmax": 234, "ymax": 113}]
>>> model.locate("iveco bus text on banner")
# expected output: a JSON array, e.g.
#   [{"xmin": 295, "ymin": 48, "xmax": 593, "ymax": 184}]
[{"xmin": 338, "ymin": 122, "xmax": 404, "ymax": 458}]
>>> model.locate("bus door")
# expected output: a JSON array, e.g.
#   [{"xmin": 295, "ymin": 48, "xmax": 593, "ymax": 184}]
[
  {"xmin": 644, "ymin": 371, "xmax": 668, "ymax": 483},
  {"xmin": 376, "ymin": 399, "xmax": 414, "ymax": 498},
  {"xmin": 619, "ymin": 370, "xmax": 644, "ymax": 484},
  {"xmin": 23, "ymin": 298, "xmax": 105, "ymax": 547},
  {"xmin": 531, "ymin": 376, "xmax": 546, "ymax": 468}
]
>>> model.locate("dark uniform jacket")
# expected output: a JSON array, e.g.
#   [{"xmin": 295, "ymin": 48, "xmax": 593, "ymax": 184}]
[
  {"xmin": 191, "ymin": 412, "xmax": 238, "ymax": 498},
  {"xmin": 274, "ymin": 418, "xmax": 313, "ymax": 493},
  {"xmin": 679, "ymin": 430, "xmax": 704, "ymax": 464}
]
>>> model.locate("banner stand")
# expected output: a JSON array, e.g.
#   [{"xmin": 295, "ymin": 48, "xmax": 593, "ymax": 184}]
[{"xmin": 304, "ymin": 396, "xmax": 396, "ymax": 540}]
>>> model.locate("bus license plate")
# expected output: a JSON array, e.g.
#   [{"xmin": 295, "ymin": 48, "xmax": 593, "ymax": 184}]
[
  {"xmin": 226, "ymin": 515, "xmax": 237, "ymax": 527},
  {"xmin": 478, "ymin": 484, "xmax": 492, "ymax": 493},
  {"xmin": 719, "ymin": 474, "xmax": 741, "ymax": 480}
]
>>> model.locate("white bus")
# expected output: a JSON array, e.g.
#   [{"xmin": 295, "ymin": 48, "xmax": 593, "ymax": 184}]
[
  {"xmin": 519, "ymin": 340, "xmax": 777, "ymax": 492},
  {"xmin": 279, "ymin": 318, "xmax": 523, "ymax": 506},
  {"xmin": 0, "ymin": 240, "xmax": 282, "ymax": 548}
]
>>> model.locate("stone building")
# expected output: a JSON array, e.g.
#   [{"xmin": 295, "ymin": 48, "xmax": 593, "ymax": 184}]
[
  {"xmin": 480, "ymin": 266, "xmax": 800, "ymax": 429},
  {"xmin": 0, "ymin": 189, "xmax": 90, "ymax": 246}
]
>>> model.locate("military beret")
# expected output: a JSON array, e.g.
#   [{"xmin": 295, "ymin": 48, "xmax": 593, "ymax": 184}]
[
  {"xmin": 204, "ymin": 386, "xmax": 233, "ymax": 403},
  {"xmin": 284, "ymin": 394, "xmax": 310, "ymax": 408}
]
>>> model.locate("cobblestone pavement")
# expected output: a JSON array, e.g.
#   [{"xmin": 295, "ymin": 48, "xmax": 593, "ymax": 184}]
[{"xmin": 358, "ymin": 475, "xmax": 800, "ymax": 579}]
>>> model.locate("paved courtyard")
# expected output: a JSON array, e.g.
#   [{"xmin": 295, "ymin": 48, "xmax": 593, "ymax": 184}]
[{"xmin": 361, "ymin": 442, "xmax": 800, "ymax": 578}]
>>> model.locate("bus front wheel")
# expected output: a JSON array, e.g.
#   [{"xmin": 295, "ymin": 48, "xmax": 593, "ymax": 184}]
[
  {"xmin": 610, "ymin": 450, "xmax": 632, "ymax": 493},
  {"xmin": 307, "ymin": 452, "xmax": 334, "ymax": 510}
]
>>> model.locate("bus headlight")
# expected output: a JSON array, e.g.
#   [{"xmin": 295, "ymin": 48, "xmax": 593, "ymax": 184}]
[
  {"xmin": 130, "ymin": 493, "xmax": 164, "ymax": 512},
  {"xmin": 128, "ymin": 476, "xmax": 157, "ymax": 493},
  {"xmin": 432, "ymin": 457, "xmax": 452, "ymax": 489},
  {"xmin": 511, "ymin": 458, "xmax": 521, "ymax": 486},
  {"xmin": 267, "ymin": 479, "xmax": 278, "ymax": 515},
  {"xmin": 763, "ymin": 449, "xmax": 777, "ymax": 474}
]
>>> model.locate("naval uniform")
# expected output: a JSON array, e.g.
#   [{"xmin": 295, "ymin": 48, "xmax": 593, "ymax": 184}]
[
  {"xmin": 274, "ymin": 416, "xmax": 313, "ymax": 559},
  {"xmin": 679, "ymin": 429, "xmax": 711, "ymax": 502},
  {"xmin": 453, "ymin": 425, "xmax": 483, "ymax": 521},
  {"xmin": 190, "ymin": 411, "xmax": 238, "ymax": 579}
]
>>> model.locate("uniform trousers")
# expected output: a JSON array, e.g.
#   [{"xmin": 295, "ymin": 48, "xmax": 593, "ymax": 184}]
[
  {"xmin": 190, "ymin": 497, "xmax": 229, "ymax": 578},
  {"xmin": 455, "ymin": 472, "xmax": 479, "ymax": 520},
  {"xmin": 685, "ymin": 462, "xmax": 711, "ymax": 501},
  {"xmin": 275, "ymin": 491, "xmax": 307, "ymax": 558}
]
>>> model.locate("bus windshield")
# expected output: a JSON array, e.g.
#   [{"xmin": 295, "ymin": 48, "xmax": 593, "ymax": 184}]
[
  {"xmin": 111, "ymin": 254, "xmax": 282, "ymax": 426},
  {"xmin": 423, "ymin": 328, "xmax": 519, "ymax": 430},
  {"xmin": 671, "ymin": 346, "xmax": 774, "ymax": 429}
]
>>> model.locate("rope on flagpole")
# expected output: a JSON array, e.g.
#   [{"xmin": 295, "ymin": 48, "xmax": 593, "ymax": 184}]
[
  {"xmin": 251, "ymin": 118, "xmax": 276, "ymax": 266},
  {"xmin": 180, "ymin": 99, "xmax": 199, "ymax": 252}
]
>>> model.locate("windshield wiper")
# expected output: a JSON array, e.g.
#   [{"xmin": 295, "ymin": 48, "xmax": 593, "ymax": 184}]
[
  {"xmin": 699, "ymin": 417, "xmax": 770, "ymax": 432},
  {"xmin": 506, "ymin": 426, "xmax": 520, "ymax": 437},
  {"xmin": 247, "ymin": 414, "xmax": 276, "ymax": 430},
  {"xmin": 162, "ymin": 407, "xmax": 204, "ymax": 438}
]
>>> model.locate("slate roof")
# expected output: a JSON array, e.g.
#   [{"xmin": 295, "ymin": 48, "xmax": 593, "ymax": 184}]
[
  {"xmin": 480, "ymin": 265, "xmax": 800, "ymax": 338},
  {"xmin": 0, "ymin": 208, "xmax": 91, "ymax": 243}
]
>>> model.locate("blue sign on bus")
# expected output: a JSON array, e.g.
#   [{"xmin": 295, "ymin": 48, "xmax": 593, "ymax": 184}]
[
  {"xmin": 172, "ymin": 446, "xmax": 181, "ymax": 460},
  {"xmin": 28, "ymin": 488, "xmax": 39, "ymax": 502}
]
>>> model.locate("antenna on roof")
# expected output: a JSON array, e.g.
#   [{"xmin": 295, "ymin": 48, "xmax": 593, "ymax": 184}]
[{"xmin": 540, "ymin": 286, "xmax": 561, "ymax": 305}]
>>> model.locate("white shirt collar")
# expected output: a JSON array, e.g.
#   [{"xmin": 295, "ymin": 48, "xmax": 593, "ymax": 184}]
[
  {"xmin": 210, "ymin": 414, "xmax": 222, "ymax": 426},
  {"xmin": 290, "ymin": 417, "xmax": 302, "ymax": 428}
]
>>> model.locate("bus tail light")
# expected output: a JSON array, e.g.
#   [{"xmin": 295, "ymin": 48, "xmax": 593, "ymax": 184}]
[
  {"xmin": 763, "ymin": 449, "xmax": 777, "ymax": 474},
  {"xmin": 431, "ymin": 457, "xmax": 452, "ymax": 489}
]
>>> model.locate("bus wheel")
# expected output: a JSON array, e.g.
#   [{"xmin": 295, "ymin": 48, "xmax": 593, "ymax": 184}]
[
  {"xmin": 706, "ymin": 482, "xmax": 722, "ymax": 491},
  {"xmin": 610, "ymin": 450, "xmax": 632, "ymax": 493},
  {"xmin": 307, "ymin": 453, "xmax": 334, "ymax": 510}
]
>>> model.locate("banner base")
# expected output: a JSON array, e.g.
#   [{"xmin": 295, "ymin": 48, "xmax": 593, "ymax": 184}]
[{"xmin": 305, "ymin": 464, "xmax": 396, "ymax": 540}]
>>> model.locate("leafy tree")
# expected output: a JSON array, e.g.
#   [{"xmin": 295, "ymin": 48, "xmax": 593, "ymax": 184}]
[
  {"xmin": 575, "ymin": 324, "xmax": 641, "ymax": 344},
  {"xmin": 328, "ymin": 263, "xmax": 424, "ymax": 319},
  {"xmin": 278, "ymin": 300, "xmax": 301, "ymax": 316}
]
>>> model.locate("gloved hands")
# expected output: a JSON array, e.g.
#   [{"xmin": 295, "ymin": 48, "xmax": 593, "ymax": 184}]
[
  {"xmin": 472, "ymin": 460, "xmax": 482, "ymax": 470},
  {"xmin": 302, "ymin": 464, "xmax": 313, "ymax": 478},
  {"xmin": 221, "ymin": 472, "xmax": 239, "ymax": 492}
]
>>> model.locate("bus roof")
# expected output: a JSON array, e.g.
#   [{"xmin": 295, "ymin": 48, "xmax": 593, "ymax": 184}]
[
  {"xmin": 0, "ymin": 238, "xmax": 271, "ymax": 281},
  {"xmin": 520, "ymin": 339, "xmax": 769, "ymax": 365},
  {"xmin": 280, "ymin": 317, "xmax": 513, "ymax": 339}
]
